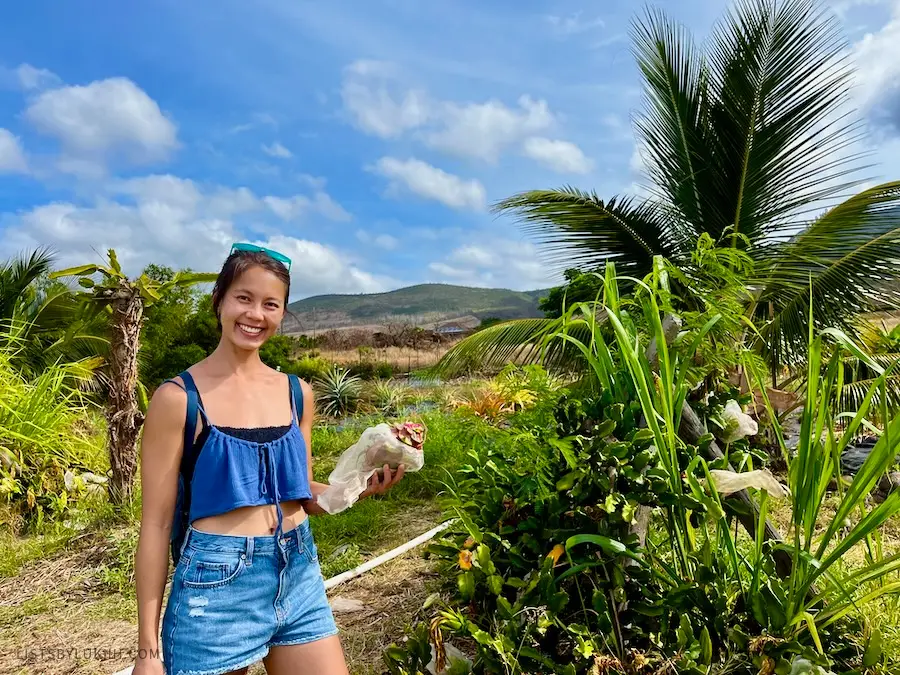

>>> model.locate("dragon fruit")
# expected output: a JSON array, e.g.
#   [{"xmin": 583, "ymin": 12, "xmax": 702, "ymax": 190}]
[
  {"xmin": 390, "ymin": 421, "xmax": 426, "ymax": 450},
  {"xmin": 363, "ymin": 421, "xmax": 427, "ymax": 469}
]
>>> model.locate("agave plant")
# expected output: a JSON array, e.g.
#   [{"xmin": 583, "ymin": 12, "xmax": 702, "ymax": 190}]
[
  {"xmin": 435, "ymin": 0, "xmax": 900, "ymax": 391},
  {"xmin": 314, "ymin": 366, "xmax": 363, "ymax": 418}
]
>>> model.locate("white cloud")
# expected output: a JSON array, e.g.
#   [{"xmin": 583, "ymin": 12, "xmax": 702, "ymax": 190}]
[
  {"xmin": 263, "ymin": 191, "xmax": 352, "ymax": 222},
  {"xmin": 340, "ymin": 62, "xmax": 561, "ymax": 163},
  {"xmin": 24, "ymin": 77, "xmax": 178, "ymax": 174},
  {"xmin": 341, "ymin": 60, "xmax": 430, "ymax": 138},
  {"xmin": 229, "ymin": 112, "xmax": 279, "ymax": 135},
  {"xmin": 356, "ymin": 230, "xmax": 399, "ymax": 250},
  {"xmin": 425, "ymin": 95, "xmax": 554, "ymax": 162},
  {"xmin": 110, "ymin": 173, "xmax": 349, "ymax": 225},
  {"xmin": 428, "ymin": 240, "xmax": 561, "ymax": 290},
  {"xmin": 629, "ymin": 145, "xmax": 645, "ymax": 174},
  {"xmin": 2, "ymin": 177, "xmax": 381, "ymax": 298},
  {"xmin": 264, "ymin": 195, "xmax": 307, "ymax": 220},
  {"xmin": 371, "ymin": 157, "xmax": 486, "ymax": 211},
  {"xmin": 264, "ymin": 235, "xmax": 396, "ymax": 296},
  {"xmin": 546, "ymin": 12, "xmax": 606, "ymax": 35},
  {"xmin": 262, "ymin": 141, "xmax": 293, "ymax": 158},
  {"xmin": 851, "ymin": 4, "xmax": 900, "ymax": 117},
  {"xmin": 0, "ymin": 129, "xmax": 28, "ymax": 174},
  {"xmin": 521, "ymin": 137, "xmax": 593, "ymax": 174},
  {"xmin": 16, "ymin": 63, "xmax": 61, "ymax": 90}
]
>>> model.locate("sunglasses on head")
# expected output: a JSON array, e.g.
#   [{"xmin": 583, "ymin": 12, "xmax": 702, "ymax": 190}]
[{"xmin": 229, "ymin": 243, "xmax": 292, "ymax": 272}]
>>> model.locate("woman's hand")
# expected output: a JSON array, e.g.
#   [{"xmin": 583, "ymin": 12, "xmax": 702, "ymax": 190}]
[{"xmin": 360, "ymin": 463, "xmax": 406, "ymax": 499}]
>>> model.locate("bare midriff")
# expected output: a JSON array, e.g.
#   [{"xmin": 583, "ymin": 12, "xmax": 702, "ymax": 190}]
[{"xmin": 191, "ymin": 499, "xmax": 308, "ymax": 537}]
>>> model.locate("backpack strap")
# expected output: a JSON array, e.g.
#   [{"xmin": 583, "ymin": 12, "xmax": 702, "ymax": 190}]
[
  {"xmin": 162, "ymin": 371, "xmax": 207, "ymax": 564},
  {"xmin": 175, "ymin": 371, "xmax": 204, "ymax": 484},
  {"xmin": 288, "ymin": 374, "xmax": 305, "ymax": 425}
]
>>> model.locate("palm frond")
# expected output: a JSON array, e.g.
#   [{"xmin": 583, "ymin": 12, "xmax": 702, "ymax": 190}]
[
  {"xmin": 0, "ymin": 248, "xmax": 55, "ymax": 322},
  {"xmin": 430, "ymin": 317, "xmax": 593, "ymax": 379},
  {"xmin": 840, "ymin": 353, "xmax": 900, "ymax": 419},
  {"xmin": 704, "ymin": 0, "xmax": 865, "ymax": 244},
  {"xmin": 756, "ymin": 181, "xmax": 900, "ymax": 368},
  {"xmin": 493, "ymin": 188, "xmax": 684, "ymax": 277},
  {"xmin": 630, "ymin": 6, "xmax": 711, "ymax": 240}
]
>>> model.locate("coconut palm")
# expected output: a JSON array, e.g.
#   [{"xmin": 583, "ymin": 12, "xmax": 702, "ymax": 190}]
[
  {"xmin": 0, "ymin": 249, "xmax": 107, "ymax": 376},
  {"xmin": 436, "ymin": 0, "xmax": 900, "ymax": 383}
]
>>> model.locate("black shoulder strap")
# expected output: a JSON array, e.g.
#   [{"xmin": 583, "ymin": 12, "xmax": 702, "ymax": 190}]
[
  {"xmin": 288, "ymin": 374, "xmax": 304, "ymax": 424},
  {"xmin": 177, "ymin": 371, "xmax": 203, "ymax": 482}
]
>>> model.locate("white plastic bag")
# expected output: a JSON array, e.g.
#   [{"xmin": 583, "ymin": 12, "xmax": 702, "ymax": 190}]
[{"xmin": 316, "ymin": 423, "xmax": 426, "ymax": 514}]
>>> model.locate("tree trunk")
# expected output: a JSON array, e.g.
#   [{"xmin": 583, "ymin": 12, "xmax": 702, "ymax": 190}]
[{"xmin": 106, "ymin": 286, "xmax": 145, "ymax": 506}]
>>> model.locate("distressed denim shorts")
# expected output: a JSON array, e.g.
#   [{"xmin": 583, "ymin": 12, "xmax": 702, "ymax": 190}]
[{"xmin": 161, "ymin": 518, "xmax": 339, "ymax": 675}]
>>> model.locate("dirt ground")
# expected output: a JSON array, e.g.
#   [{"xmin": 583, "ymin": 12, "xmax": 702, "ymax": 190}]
[{"xmin": 0, "ymin": 533, "xmax": 438, "ymax": 675}]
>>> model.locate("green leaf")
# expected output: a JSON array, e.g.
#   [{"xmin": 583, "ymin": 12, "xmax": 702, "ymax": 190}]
[
  {"xmin": 556, "ymin": 471, "xmax": 578, "ymax": 491},
  {"xmin": 50, "ymin": 264, "xmax": 103, "ymax": 279},
  {"xmin": 699, "ymin": 626, "xmax": 712, "ymax": 665},
  {"xmin": 548, "ymin": 590, "xmax": 569, "ymax": 613},
  {"xmin": 863, "ymin": 628, "xmax": 883, "ymax": 667},
  {"xmin": 107, "ymin": 249, "xmax": 122, "ymax": 274},
  {"xmin": 77, "ymin": 277, "xmax": 95, "ymax": 289},
  {"xmin": 487, "ymin": 575, "xmax": 503, "ymax": 595},
  {"xmin": 457, "ymin": 572, "xmax": 475, "ymax": 600}
]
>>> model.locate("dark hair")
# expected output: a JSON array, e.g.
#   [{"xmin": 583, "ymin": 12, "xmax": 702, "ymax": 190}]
[{"xmin": 211, "ymin": 251, "xmax": 291, "ymax": 328}]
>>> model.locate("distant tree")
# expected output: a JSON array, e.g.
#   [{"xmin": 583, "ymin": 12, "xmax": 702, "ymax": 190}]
[
  {"xmin": 476, "ymin": 317, "xmax": 505, "ymax": 331},
  {"xmin": 537, "ymin": 269, "xmax": 605, "ymax": 319}
]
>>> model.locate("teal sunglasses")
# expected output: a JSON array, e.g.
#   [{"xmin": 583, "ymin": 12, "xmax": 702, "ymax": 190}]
[{"xmin": 229, "ymin": 243, "xmax": 292, "ymax": 272}]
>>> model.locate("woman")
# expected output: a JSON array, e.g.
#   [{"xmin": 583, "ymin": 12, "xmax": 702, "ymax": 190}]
[{"xmin": 133, "ymin": 244, "xmax": 404, "ymax": 675}]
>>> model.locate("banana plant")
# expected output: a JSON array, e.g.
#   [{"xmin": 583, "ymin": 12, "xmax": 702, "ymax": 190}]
[{"xmin": 51, "ymin": 249, "xmax": 216, "ymax": 505}]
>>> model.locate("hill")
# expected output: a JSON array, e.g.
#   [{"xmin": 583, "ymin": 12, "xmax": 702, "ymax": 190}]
[{"xmin": 283, "ymin": 283, "xmax": 548, "ymax": 334}]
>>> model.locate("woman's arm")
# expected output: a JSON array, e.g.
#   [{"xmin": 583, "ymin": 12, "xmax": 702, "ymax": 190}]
[
  {"xmin": 134, "ymin": 383, "xmax": 186, "ymax": 658},
  {"xmin": 298, "ymin": 379, "xmax": 404, "ymax": 516}
]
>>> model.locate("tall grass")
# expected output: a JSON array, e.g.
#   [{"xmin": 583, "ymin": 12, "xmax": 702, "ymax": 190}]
[{"xmin": 0, "ymin": 336, "xmax": 105, "ymax": 532}]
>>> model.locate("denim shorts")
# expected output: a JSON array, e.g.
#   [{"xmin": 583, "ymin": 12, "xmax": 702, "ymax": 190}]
[{"xmin": 161, "ymin": 518, "xmax": 338, "ymax": 675}]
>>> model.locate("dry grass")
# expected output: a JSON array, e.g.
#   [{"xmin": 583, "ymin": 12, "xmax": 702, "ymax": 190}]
[{"xmin": 320, "ymin": 345, "xmax": 452, "ymax": 372}]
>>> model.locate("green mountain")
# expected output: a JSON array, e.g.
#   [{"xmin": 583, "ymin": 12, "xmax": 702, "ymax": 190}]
[{"xmin": 283, "ymin": 283, "xmax": 548, "ymax": 333}]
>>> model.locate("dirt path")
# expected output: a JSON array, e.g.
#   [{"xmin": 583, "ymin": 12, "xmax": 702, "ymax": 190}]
[{"xmin": 0, "ymin": 535, "xmax": 437, "ymax": 675}]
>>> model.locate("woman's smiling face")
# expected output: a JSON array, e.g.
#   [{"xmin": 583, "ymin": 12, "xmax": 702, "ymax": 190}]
[{"xmin": 217, "ymin": 265, "xmax": 287, "ymax": 350}]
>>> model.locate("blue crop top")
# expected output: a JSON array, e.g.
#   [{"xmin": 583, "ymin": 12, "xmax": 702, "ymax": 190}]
[{"xmin": 170, "ymin": 373, "xmax": 313, "ymax": 542}]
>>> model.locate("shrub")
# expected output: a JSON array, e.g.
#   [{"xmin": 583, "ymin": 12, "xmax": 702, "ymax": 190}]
[
  {"xmin": 347, "ymin": 360, "xmax": 394, "ymax": 380},
  {"xmin": 287, "ymin": 356, "xmax": 331, "ymax": 383}
]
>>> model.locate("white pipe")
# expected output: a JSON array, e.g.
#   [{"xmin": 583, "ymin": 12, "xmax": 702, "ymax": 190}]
[
  {"xmin": 111, "ymin": 519, "xmax": 455, "ymax": 675},
  {"xmin": 323, "ymin": 519, "xmax": 454, "ymax": 590}
]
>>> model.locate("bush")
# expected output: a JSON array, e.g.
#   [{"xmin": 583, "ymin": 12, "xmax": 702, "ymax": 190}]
[
  {"xmin": 286, "ymin": 356, "xmax": 332, "ymax": 382},
  {"xmin": 347, "ymin": 360, "xmax": 394, "ymax": 380}
]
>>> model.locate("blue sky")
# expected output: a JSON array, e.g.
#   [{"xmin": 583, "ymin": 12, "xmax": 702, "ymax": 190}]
[{"xmin": 0, "ymin": 0, "xmax": 898, "ymax": 299}]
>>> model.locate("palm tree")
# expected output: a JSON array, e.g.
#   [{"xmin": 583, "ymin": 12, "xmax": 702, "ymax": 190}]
[
  {"xmin": 0, "ymin": 249, "xmax": 107, "ymax": 376},
  {"xmin": 436, "ymin": 0, "xmax": 900, "ymax": 384},
  {"xmin": 52, "ymin": 250, "xmax": 216, "ymax": 505}
]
